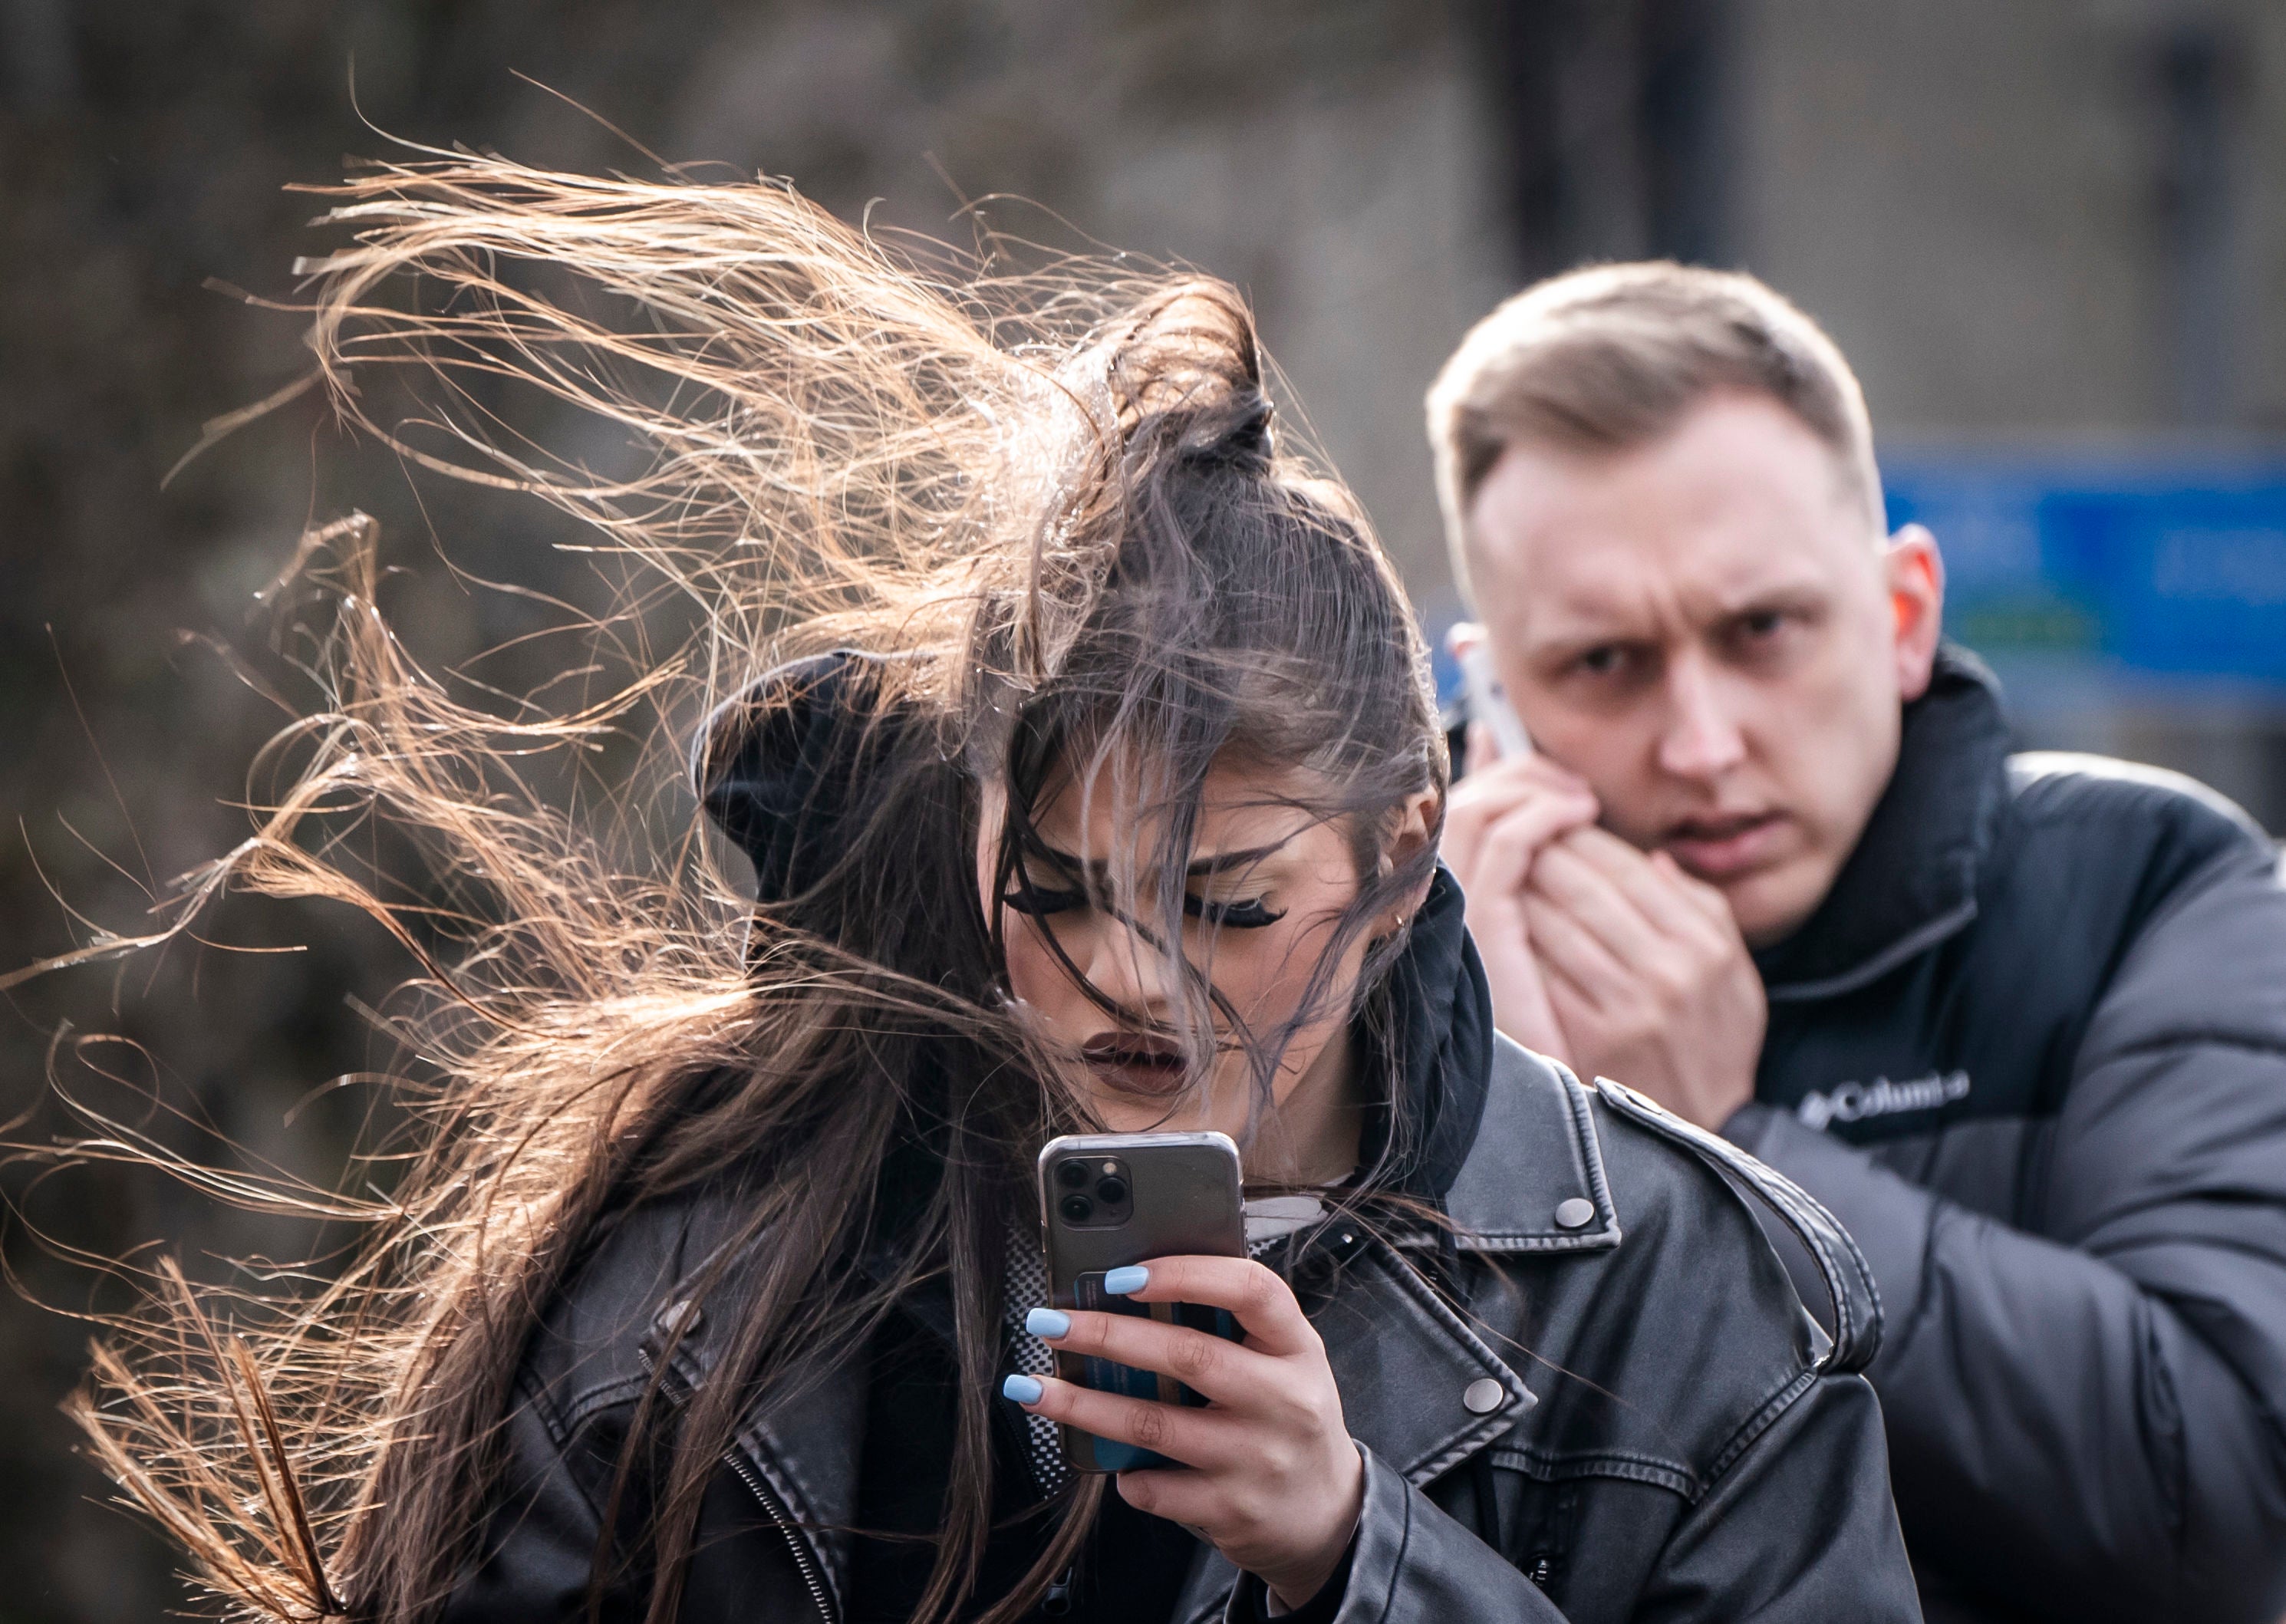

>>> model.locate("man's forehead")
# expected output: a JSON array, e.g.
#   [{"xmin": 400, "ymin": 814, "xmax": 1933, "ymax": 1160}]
[
  {"xmin": 1487, "ymin": 535, "xmax": 1836, "ymax": 643},
  {"xmin": 1467, "ymin": 406, "xmax": 1874, "ymax": 640}
]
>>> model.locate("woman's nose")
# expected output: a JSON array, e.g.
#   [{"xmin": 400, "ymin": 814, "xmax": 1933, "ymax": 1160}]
[{"xmin": 1075, "ymin": 915, "xmax": 1170, "ymax": 1018}]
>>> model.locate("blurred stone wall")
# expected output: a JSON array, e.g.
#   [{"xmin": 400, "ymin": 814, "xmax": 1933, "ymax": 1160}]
[
  {"xmin": 1739, "ymin": 0, "xmax": 2286, "ymax": 436},
  {"xmin": 1731, "ymin": 0, "xmax": 2286, "ymax": 822}
]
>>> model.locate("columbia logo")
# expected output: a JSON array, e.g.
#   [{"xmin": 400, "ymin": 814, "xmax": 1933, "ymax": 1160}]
[{"xmin": 1797, "ymin": 1070, "xmax": 1971, "ymax": 1131}]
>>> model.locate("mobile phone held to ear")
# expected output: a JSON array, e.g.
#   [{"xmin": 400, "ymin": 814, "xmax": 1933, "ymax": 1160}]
[
  {"xmin": 1037, "ymin": 1131, "xmax": 1247, "ymax": 1474},
  {"xmin": 1455, "ymin": 629, "xmax": 1534, "ymax": 763}
]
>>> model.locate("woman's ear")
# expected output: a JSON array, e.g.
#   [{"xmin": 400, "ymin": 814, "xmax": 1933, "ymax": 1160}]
[{"xmin": 1370, "ymin": 789, "xmax": 1441, "ymax": 936}]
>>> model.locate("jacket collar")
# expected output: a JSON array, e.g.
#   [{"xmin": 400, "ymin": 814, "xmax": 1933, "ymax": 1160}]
[
  {"xmin": 1753, "ymin": 644, "xmax": 2013, "ymax": 1002},
  {"xmin": 1441, "ymin": 1039, "xmax": 1621, "ymax": 1250},
  {"xmin": 1366, "ymin": 868, "xmax": 1619, "ymax": 1247}
]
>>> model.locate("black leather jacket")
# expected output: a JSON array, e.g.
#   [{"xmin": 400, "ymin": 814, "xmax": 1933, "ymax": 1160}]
[{"xmin": 440, "ymin": 657, "xmax": 1922, "ymax": 1622}]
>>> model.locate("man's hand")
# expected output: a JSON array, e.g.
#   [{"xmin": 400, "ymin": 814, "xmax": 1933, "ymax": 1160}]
[
  {"xmin": 1441, "ymin": 723, "xmax": 1598, "ymax": 1059},
  {"xmin": 1522, "ymin": 825, "xmax": 1765, "ymax": 1128},
  {"xmin": 1443, "ymin": 717, "xmax": 1764, "ymax": 1128}
]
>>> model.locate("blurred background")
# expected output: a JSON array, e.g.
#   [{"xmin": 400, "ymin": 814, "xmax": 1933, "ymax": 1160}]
[{"xmin": 5, "ymin": 1, "xmax": 2286, "ymax": 1614}]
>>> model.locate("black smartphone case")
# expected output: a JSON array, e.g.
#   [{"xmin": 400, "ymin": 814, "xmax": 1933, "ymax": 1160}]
[{"xmin": 1037, "ymin": 1131, "xmax": 1247, "ymax": 1473}]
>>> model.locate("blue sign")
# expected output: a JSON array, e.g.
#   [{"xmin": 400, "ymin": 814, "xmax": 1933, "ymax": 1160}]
[{"xmin": 1883, "ymin": 451, "xmax": 2286, "ymax": 692}]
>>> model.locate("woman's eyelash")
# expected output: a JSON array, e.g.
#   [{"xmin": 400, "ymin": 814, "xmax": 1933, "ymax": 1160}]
[
  {"xmin": 1003, "ymin": 881, "xmax": 1085, "ymax": 917},
  {"xmin": 1001, "ymin": 884, "xmax": 1284, "ymax": 929},
  {"xmin": 1184, "ymin": 894, "xmax": 1284, "ymax": 929}
]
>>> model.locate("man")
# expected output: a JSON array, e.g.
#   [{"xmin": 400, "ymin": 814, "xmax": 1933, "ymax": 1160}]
[{"xmin": 1427, "ymin": 262, "xmax": 2286, "ymax": 1624}]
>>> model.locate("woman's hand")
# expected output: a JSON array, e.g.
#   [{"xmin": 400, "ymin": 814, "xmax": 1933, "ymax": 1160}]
[{"xmin": 1005, "ymin": 1255, "xmax": 1362, "ymax": 1611}]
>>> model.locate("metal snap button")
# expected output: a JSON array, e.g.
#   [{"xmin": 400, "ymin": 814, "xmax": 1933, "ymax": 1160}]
[
  {"xmin": 1463, "ymin": 1376, "xmax": 1507, "ymax": 1415},
  {"xmin": 1553, "ymin": 1197, "xmax": 1596, "ymax": 1229},
  {"xmin": 654, "ymin": 1298, "xmax": 702, "ymax": 1337}
]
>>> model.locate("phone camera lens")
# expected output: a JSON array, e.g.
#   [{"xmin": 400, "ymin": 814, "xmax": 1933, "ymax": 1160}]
[
  {"xmin": 1094, "ymin": 1176, "xmax": 1128, "ymax": 1205},
  {"xmin": 1059, "ymin": 1193, "xmax": 1094, "ymax": 1223},
  {"xmin": 1056, "ymin": 1161, "xmax": 1089, "ymax": 1190}
]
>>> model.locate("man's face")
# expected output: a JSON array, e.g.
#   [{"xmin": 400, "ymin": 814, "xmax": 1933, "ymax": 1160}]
[{"xmin": 1464, "ymin": 391, "xmax": 1942, "ymax": 946}]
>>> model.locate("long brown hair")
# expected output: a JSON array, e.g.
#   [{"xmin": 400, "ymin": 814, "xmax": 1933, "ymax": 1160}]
[{"xmin": 39, "ymin": 150, "xmax": 1446, "ymax": 1624}]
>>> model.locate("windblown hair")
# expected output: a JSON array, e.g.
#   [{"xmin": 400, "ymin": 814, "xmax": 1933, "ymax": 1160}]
[{"xmin": 35, "ymin": 153, "xmax": 1444, "ymax": 1624}]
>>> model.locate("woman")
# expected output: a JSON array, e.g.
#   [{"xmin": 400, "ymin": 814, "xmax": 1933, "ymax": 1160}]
[{"xmin": 69, "ymin": 156, "xmax": 1919, "ymax": 1623}]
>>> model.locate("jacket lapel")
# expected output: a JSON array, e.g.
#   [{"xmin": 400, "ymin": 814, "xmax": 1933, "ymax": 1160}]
[
  {"xmin": 647, "ymin": 1233, "xmax": 868, "ymax": 1620},
  {"xmin": 727, "ymin": 1359, "xmax": 866, "ymax": 1619},
  {"xmin": 1318, "ymin": 1237, "xmax": 1542, "ymax": 1478},
  {"xmin": 1168, "ymin": 1230, "xmax": 1543, "ymax": 1622},
  {"xmin": 1173, "ymin": 1039, "xmax": 1612, "ymax": 1622}
]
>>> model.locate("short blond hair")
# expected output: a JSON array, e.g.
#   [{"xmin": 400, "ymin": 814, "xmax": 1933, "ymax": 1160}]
[{"xmin": 1426, "ymin": 262, "xmax": 1882, "ymax": 601}]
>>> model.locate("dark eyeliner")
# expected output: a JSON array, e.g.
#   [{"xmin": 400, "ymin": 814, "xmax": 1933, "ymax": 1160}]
[
  {"xmin": 1003, "ymin": 881, "xmax": 1085, "ymax": 917},
  {"xmin": 1184, "ymin": 894, "xmax": 1284, "ymax": 928}
]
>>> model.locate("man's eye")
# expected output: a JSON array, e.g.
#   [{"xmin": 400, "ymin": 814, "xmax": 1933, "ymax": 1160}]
[
  {"xmin": 1184, "ymin": 894, "xmax": 1285, "ymax": 929},
  {"xmin": 1741, "ymin": 610, "xmax": 1787, "ymax": 639},
  {"xmin": 1574, "ymin": 645, "xmax": 1629, "ymax": 677}
]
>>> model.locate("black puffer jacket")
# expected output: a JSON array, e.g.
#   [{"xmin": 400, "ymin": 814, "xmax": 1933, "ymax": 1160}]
[
  {"xmin": 1724, "ymin": 650, "xmax": 2286, "ymax": 1624},
  {"xmin": 440, "ymin": 655, "xmax": 1922, "ymax": 1622}
]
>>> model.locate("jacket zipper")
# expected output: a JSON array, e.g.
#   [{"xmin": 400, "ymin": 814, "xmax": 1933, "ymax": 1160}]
[
  {"xmin": 720, "ymin": 1444, "xmax": 835, "ymax": 1624},
  {"xmin": 640, "ymin": 1345, "xmax": 835, "ymax": 1623}
]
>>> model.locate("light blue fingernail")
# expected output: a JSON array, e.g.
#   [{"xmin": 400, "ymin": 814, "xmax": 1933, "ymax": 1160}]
[
  {"xmin": 1026, "ymin": 1307, "xmax": 1071, "ymax": 1339},
  {"xmin": 1002, "ymin": 1373, "xmax": 1044, "ymax": 1405},
  {"xmin": 1103, "ymin": 1265, "xmax": 1149, "ymax": 1296}
]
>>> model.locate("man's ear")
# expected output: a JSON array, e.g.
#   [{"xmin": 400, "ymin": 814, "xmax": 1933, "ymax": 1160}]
[
  {"xmin": 1883, "ymin": 523, "xmax": 1945, "ymax": 701},
  {"xmin": 1445, "ymin": 620, "xmax": 1486, "ymax": 660}
]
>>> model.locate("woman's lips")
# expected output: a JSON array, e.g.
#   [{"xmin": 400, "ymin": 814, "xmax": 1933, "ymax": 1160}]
[
  {"xmin": 1080, "ymin": 1031, "xmax": 1189, "ymax": 1096},
  {"xmin": 1662, "ymin": 812, "xmax": 1789, "ymax": 879}
]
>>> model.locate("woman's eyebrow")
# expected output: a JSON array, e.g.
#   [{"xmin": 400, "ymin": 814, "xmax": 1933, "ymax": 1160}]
[
  {"xmin": 1184, "ymin": 839, "xmax": 1292, "ymax": 876},
  {"xmin": 1023, "ymin": 837, "xmax": 1293, "ymax": 878}
]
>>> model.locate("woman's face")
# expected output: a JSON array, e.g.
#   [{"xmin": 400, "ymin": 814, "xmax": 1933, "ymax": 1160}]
[{"xmin": 981, "ymin": 753, "xmax": 1423, "ymax": 1155}]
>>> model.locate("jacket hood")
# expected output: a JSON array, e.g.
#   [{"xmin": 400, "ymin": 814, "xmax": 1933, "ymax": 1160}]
[
  {"xmin": 1754, "ymin": 643, "xmax": 2013, "ymax": 1001},
  {"xmin": 1362, "ymin": 866, "xmax": 1494, "ymax": 1202},
  {"xmin": 699, "ymin": 651, "xmax": 1495, "ymax": 1204}
]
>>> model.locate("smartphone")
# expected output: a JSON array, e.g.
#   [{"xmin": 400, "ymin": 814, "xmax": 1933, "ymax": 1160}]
[
  {"xmin": 1455, "ymin": 630, "xmax": 1533, "ymax": 762},
  {"xmin": 1037, "ymin": 1131, "xmax": 1247, "ymax": 1473}
]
